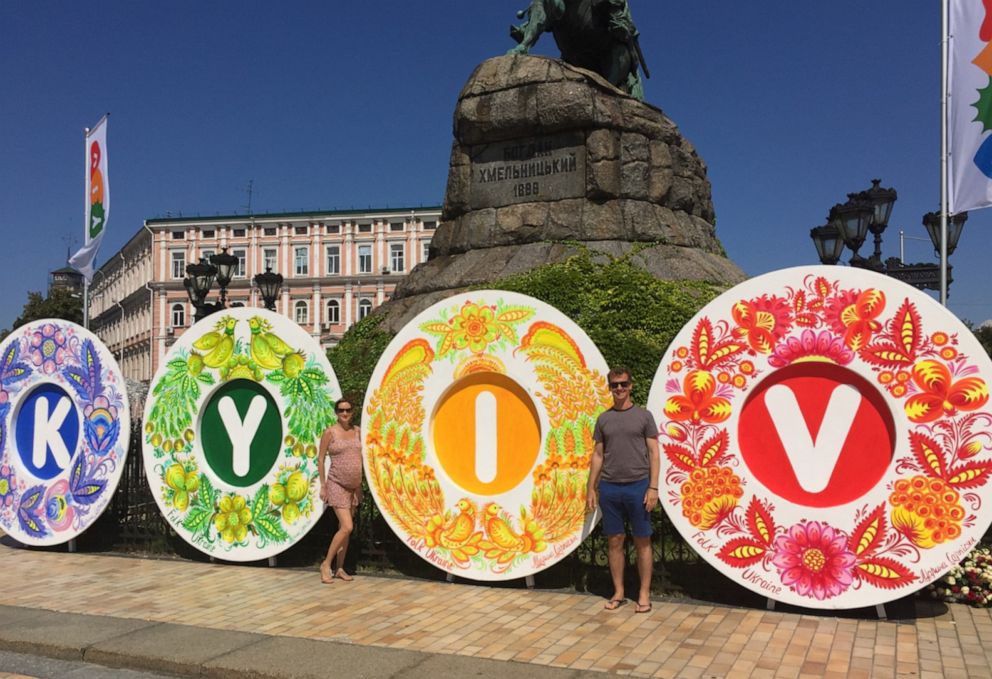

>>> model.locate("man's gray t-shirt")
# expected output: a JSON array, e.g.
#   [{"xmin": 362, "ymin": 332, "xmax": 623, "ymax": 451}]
[{"xmin": 592, "ymin": 406, "xmax": 659, "ymax": 483}]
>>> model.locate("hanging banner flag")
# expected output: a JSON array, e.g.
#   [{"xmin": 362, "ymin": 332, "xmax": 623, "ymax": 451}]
[{"xmin": 69, "ymin": 115, "xmax": 109, "ymax": 282}]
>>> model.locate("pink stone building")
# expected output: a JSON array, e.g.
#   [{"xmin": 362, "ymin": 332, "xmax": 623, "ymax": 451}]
[{"xmin": 88, "ymin": 207, "xmax": 440, "ymax": 382}]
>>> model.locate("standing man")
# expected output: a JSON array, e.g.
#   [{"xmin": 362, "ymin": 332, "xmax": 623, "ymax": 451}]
[{"xmin": 586, "ymin": 366, "xmax": 660, "ymax": 613}]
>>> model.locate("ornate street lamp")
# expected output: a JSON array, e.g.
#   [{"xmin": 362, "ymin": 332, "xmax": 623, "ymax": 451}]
[
  {"xmin": 210, "ymin": 248, "xmax": 238, "ymax": 307},
  {"xmin": 922, "ymin": 210, "xmax": 968, "ymax": 258},
  {"xmin": 810, "ymin": 180, "xmax": 966, "ymax": 295},
  {"xmin": 809, "ymin": 224, "xmax": 845, "ymax": 266},
  {"xmin": 184, "ymin": 258, "xmax": 218, "ymax": 323},
  {"xmin": 253, "ymin": 267, "xmax": 284, "ymax": 311}
]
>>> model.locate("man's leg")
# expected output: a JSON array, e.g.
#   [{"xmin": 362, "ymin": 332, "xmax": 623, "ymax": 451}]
[
  {"xmin": 607, "ymin": 533, "xmax": 626, "ymax": 604},
  {"xmin": 633, "ymin": 535, "xmax": 652, "ymax": 610}
]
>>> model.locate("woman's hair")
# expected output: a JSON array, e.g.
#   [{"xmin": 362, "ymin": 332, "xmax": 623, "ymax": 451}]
[{"xmin": 334, "ymin": 397, "xmax": 353, "ymax": 411}]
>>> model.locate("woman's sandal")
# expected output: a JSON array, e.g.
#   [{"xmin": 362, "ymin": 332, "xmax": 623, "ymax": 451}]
[
  {"xmin": 335, "ymin": 568, "xmax": 354, "ymax": 582},
  {"xmin": 320, "ymin": 565, "xmax": 334, "ymax": 585}
]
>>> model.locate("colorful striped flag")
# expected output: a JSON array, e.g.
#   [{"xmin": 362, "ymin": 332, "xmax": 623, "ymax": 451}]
[{"xmin": 69, "ymin": 115, "xmax": 109, "ymax": 282}]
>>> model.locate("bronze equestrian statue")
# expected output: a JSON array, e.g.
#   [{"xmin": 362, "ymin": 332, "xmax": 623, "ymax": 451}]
[{"xmin": 508, "ymin": 0, "xmax": 650, "ymax": 100}]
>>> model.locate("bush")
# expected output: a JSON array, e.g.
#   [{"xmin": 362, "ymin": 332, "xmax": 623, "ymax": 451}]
[
  {"xmin": 328, "ymin": 246, "xmax": 723, "ymax": 406},
  {"xmin": 928, "ymin": 545, "xmax": 992, "ymax": 607}
]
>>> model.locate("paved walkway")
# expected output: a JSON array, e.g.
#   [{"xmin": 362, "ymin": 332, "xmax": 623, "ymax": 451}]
[{"xmin": 1, "ymin": 547, "xmax": 992, "ymax": 678}]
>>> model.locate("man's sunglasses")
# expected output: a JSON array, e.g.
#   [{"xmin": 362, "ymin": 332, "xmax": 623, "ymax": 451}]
[{"xmin": 609, "ymin": 380, "xmax": 631, "ymax": 390}]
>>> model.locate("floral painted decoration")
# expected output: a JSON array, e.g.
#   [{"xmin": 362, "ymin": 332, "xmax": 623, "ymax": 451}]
[
  {"xmin": 0, "ymin": 320, "xmax": 129, "ymax": 545},
  {"xmin": 650, "ymin": 268, "xmax": 992, "ymax": 609}
]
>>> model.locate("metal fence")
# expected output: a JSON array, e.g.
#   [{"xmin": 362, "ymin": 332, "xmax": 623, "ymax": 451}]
[{"xmin": 70, "ymin": 420, "xmax": 741, "ymax": 600}]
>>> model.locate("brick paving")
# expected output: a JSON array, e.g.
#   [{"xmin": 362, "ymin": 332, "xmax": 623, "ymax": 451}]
[{"xmin": 2, "ymin": 547, "xmax": 992, "ymax": 677}]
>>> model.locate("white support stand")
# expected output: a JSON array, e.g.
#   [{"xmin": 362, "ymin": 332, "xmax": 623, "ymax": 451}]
[
  {"xmin": 525, "ymin": 575, "xmax": 535, "ymax": 589},
  {"xmin": 268, "ymin": 557, "xmax": 277, "ymax": 568},
  {"xmin": 875, "ymin": 604, "xmax": 887, "ymax": 621},
  {"xmin": 445, "ymin": 572, "xmax": 455, "ymax": 583},
  {"xmin": 766, "ymin": 598, "xmax": 775, "ymax": 611},
  {"xmin": 67, "ymin": 539, "xmax": 77, "ymax": 553}
]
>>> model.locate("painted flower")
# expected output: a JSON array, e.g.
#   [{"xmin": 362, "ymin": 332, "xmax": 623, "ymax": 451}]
[
  {"xmin": 890, "ymin": 476, "xmax": 964, "ymax": 548},
  {"xmin": 214, "ymin": 494, "xmax": 252, "ymax": 543},
  {"xmin": 904, "ymin": 360, "xmax": 989, "ymax": 423},
  {"xmin": 771, "ymin": 521, "xmax": 856, "ymax": 600},
  {"xmin": 450, "ymin": 302, "xmax": 499, "ymax": 354},
  {"xmin": 29, "ymin": 323, "xmax": 68, "ymax": 375},
  {"xmin": 164, "ymin": 463, "xmax": 200, "ymax": 512},
  {"xmin": 663, "ymin": 370, "xmax": 732, "ymax": 424},
  {"xmin": 0, "ymin": 463, "xmax": 15, "ymax": 508},
  {"xmin": 768, "ymin": 330, "xmax": 854, "ymax": 368},
  {"xmin": 679, "ymin": 466, "xmax": 743, "ymax": 529},
  {"xmin": 44, "ymin": 479, "xmax": 75, "ymax": 531},
  {"xmin": 824, "ymin": 288, "xmax": 885, "ymax": 351},
  {"xmin": 84, "ymin": 396, "xmax": 120, "ymax": 455},
  {"xmin": 731, "ymin": 295, "xmax": 793, "ymax": 354}
]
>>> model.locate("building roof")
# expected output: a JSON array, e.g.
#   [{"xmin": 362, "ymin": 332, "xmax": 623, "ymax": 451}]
[{"xmin": 145, "ymin": 206, "xmax": 442, "ymax": 226}]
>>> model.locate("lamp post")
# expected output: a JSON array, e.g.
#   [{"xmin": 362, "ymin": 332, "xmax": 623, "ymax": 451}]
[
  {"xmin": 253, "ymin": 267, "xmax": 284, "ymax": 312},
  {"xmin": 183, "ymin": 247, "xmax": 251, "ymax": 322},
  {"xmin": 810, "ymin": 180, "xmax": 967, "ymax": 294}
]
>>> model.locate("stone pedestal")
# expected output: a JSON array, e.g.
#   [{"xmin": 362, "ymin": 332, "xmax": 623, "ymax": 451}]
[{"xmin": 380, "ymin": 55, "xmax": 744, "ymax": 333}]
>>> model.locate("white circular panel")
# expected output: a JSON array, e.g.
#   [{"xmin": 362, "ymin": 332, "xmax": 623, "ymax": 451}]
[
  {"xmin": 648, "ymin": 266, "xmax": 992, "ymax": 608},
  {"xmin": 363, "ymin": 291, "xmax": 610, "ymax": 580},
  {"xmin": 142, "ymin": 308, "xmax": 339, "ymax": 561},
  {"xmin": 0, "ymin": 319, "xmax": 130, "ymax": 545}
]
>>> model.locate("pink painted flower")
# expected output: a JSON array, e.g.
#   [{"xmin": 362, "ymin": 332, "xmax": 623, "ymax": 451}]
[
  {"xmin": 771, "ymin": 521, "xmax": 856, "ymax": 600},
  {"xmin": 0, "ymin": 463, "xmax": 14, "ymax": 508},
  {"xmin": 768, "ymin": 329, "xmax": 854, "ymax": 368},
  {"xmin": 29, "ymin": 324, "xmax": 67, "ymax": 375},
  {"xmin": 44, "ymin": 479, "xmax": 75, "ymax": 532}
]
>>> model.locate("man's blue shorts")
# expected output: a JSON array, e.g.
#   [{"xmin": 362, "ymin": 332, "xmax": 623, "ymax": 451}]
[{"xmin": 598, "ymin": 478, "xmax": 652, "ymax": 538}]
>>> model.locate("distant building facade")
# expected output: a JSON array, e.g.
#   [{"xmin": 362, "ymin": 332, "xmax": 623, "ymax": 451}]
[
  {"xmin": 89, "ymin": 207, "xmax": 440, "ymax": 382},
  {"xmin": 49, "ymin": 266, "xmax": 84, "ymax": 295}
]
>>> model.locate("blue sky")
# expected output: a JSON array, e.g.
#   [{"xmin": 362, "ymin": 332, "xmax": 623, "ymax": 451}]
[{"xmin": 1, "ymin": 1, "xmax": 988, "ymax": 330}]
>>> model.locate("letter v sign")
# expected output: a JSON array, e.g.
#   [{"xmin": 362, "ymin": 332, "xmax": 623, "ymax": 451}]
[{"xmin": 763, "ymin": 384, "xmax": 862, "ymax": 494}]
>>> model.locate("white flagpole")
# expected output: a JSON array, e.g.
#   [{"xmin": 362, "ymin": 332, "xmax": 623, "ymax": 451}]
[
  {"xmin": 82, "ymin": 125, "xmax": 91, "ymax": 329},
  {"xmin": 941, "ymin": 0, "xmax": 950, "ymax": 306}
]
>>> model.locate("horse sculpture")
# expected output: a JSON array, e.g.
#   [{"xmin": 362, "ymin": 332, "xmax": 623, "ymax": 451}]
[{"xmin": 508, "ymin": 0, "xmax": 649, "ymax": 101}]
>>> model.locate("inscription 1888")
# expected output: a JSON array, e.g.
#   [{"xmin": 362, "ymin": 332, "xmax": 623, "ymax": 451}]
[{"xmin": 469, "ymin": 133, "xmax": 586, "ymax": 209}]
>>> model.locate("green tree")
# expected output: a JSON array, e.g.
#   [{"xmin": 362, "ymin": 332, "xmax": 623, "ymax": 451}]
[
  {"xmin": 3, "ymin": 287, "xmax": 84, "ymax": 336},
  {"xmin": 972, "ymin": 324, "xmax": 992, "ymax": 359}
]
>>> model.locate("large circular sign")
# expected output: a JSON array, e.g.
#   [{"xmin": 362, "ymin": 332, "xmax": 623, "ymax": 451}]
[
  {"xmin": 363, "ymin": 291, "xmax": 610, "ymax": 580},
  {"xmin": 142, "ymin": 308, "xmax": 339, "ymax": 561},
  {"xmin": 0, "ymin": 319, "xmax": 130, "ymax": 545},
  {"xmin": 648, "ymin": 266, "xmax": 992, "ymax": 608}
]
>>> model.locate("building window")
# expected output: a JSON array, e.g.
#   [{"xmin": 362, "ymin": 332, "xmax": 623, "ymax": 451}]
[
  {"xmin": 390, "ymin": 222, "xmax": 404, "ymax": 232},
  {"xmin": 390, "ymin": 243, "xmax": 405, "ymax": 272},
  {"xmin": 172, "ymin": 231, "xmax": 184, "ymax": 239},
  {"xmin": 232, "ymin": 248, "xmax": 247, "ymax": 277},
  {"xmin": 326, "ymin": 299, "xmax": 340, "ymax": 325},
  {"xmin": 232, "ymin": 228, "xmax": 246, "ymax": 237},
  {"xmin": 171, "ymin": 251, "xmax": 185, "ymax": 279},
  {"xmin": 424, "ymin": 221, "xmax": 437, "ymax": 230},
  {"xmin": 202, "ymin": 229, "xmax": 215, "ymax": 238},
  {"xmin": 294, "ymin": 300, "xmax": 309, "ymax": 324},
  {"xmin": 294, "ymin": 225, "xmax": 308, "ymax": 235},
  {"xmin": 263, "ymin": 227, "xmax": 277, "ymax": 236},
  {"xmin": 358, "ymin": 299, "xmax": 372, "ymax": 320},
  {"xmin": 358, "ymin": 223, "xmax": 372, "ymax": 233},
  {"xmin": 263, "ymin": 248, "xmax": 277, "ymax": 272},
  {"xmin": 294, "ymin": 246, "xmax": 309, "ymax": 276},
  {"xmin": 357, "ymin": 244, "xmax": 372, "ymax": 273},
  {"xmin": 422, "ymin": 242, "xmax": 430, "ymax": 262},
  {"xmin": 326, "ymin": 224, "xmax": 340, "ymax": 234},
  {"xmin": 201, "ymin": 249, "xmax": 215, "ymax": 262},
  {"xmin": 171, "ymin": 303, "xmax": 185, "ymax": 328},
  {"xmin": 326, "ymin": 245, "xmax": 340, "ymax": 275}
]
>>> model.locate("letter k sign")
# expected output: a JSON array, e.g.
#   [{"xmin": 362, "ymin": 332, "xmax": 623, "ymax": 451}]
[{"xmin": 764, "ymin": 384, "xmax": 861, "ymax": 493}]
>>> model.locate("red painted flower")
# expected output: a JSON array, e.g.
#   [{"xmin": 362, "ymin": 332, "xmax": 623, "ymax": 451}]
[
  {"xmin": 663, "ymin": 371, "xmax": 732, "ymax": 424},
  {"xmin": 768, "ymin": 329, "xmax": 854, "ymax": 368},
  {"xmin": 824, "ymin": 288, "xmax": 885, "ymax": 351},
  {"xmin": 904, "ymin": 360, "xmax": 989, "ymax": 423},
  {"xmin": 771, "ymin": 521, "xmax": 856, "ymax": 600},
  {"xmin": 731, "ymin": 295, "xmax": 792, "ymax": 354}
]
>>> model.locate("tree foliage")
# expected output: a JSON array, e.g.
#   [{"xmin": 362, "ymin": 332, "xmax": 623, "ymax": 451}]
[
  {"xmin": 328, "ymin": 246, "xmax": 723, "ymax": 406},
  {"xmin": 3, "ymin": 287, "xmax": 84, "ymax": 339}
]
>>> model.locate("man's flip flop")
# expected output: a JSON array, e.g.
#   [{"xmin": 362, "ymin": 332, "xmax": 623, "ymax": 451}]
[
  {"xmin": 635, "ymin": 602, "xmax": 652, "ymax": 614},
  {"xmin": 604, "ymin": 598, "xmax": 626, "ymax": 610}
]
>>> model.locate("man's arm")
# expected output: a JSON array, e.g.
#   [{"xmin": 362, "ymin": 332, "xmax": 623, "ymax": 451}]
[
  {"xmin": 586, "ymin": 441, "xmax": 604, "ymax": 512},
  {"xmin": 643, "ymin": 435, "xmax": 659, "ymax": 511}
]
